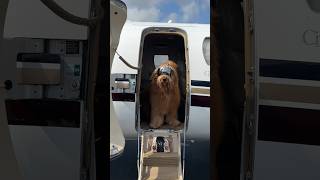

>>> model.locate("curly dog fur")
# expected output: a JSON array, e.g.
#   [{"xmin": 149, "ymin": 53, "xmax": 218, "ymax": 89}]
[{"xmin": 149, "ymin": 60, "xmax": 181, "ymax": 129}]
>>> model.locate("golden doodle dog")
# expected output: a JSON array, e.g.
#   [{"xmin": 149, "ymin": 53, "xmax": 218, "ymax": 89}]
[{"xmin": 149, "ymin": 60, "xmax": 181, "ymax": 129}]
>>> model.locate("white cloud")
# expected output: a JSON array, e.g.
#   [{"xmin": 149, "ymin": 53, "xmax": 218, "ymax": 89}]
[
  {"xmin": 165, "ymin": 12, "xmax": 178, "ymax": 23},
  {"xmin": 122, "ymin": 0, "xmax": 163, "ymax": 22},
  {"xmin": 179, "ymin": 1, "xmax": 199, "ymax": 22},
  {"xmin": 175, "ymin": 0, "xmax": 209, "ymax": 22},
  {"xmin": 121, "ymin": 0, "xmax": 208, "ymax": 23},
  {"xmin": 200, "ymin": 0, "xmax": 210, "ymax": 11},
  {"xmin": 123, "ymin": 0, "xmax": 163, "ymax": 8},
  {"xmin": 127, "ymin": 7, "xmax": 161, "ymax": 22}
]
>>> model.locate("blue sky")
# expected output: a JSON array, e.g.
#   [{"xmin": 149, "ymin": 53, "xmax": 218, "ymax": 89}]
[{"xmin": 122, "ymin": 0, "xmax": 210, "ymax": 24}]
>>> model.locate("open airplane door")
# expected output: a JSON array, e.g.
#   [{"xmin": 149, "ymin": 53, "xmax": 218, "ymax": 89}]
[
  {"xmin": 241, "ymin": 1, "xmax": 320, "ymax": 180},
  {"xmin": 110, "ymin": 0, "xmax": 127, "ymax": 159},
  {"xmin": 134, "ymin": 27, "xmax": 190, "ymax": 180}
]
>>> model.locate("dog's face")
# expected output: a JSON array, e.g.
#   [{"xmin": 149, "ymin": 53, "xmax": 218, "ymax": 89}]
[{"xmin": 151, "ymin": 60, "xmax": 178, "ymax": 92}]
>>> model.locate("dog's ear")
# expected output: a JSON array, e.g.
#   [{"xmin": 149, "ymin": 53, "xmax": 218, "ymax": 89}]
[
  {"xmin": 150, "ymin": 68, "xmax": 159, "ymax": 80},
  {"xmin": 168, "ymin": 60, "xmax": 178, "ymax": 69}
]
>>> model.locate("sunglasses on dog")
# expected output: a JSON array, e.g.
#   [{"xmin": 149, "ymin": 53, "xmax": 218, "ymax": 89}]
[{"xmin": 158, "ymin": 66, "xmax": 174, "ymax": 76}]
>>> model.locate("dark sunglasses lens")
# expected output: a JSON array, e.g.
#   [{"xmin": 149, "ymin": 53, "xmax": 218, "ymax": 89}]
[{"xmin": 159, "ymin": 67, "xmax": 172, "ymax": 76}]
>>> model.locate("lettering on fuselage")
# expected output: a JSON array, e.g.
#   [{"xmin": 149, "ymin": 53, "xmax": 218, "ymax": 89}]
[{"xmin": 303, "ymin": 29, "xmax": 320, "ymax": 47}]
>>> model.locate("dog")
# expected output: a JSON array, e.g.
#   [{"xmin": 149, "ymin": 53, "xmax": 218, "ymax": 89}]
[{"xmin": 149, "ymin": 60, "xmax": 181, "ymax": 129}]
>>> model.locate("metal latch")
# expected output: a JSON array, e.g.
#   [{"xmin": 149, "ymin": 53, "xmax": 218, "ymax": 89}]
[
  {"xmin": 111, "ymin": 74, "xmax": 136, "ymax": 93},
  {"xmin": 115, "ymin": 79, "xmax": 130, "ymax": 89}
]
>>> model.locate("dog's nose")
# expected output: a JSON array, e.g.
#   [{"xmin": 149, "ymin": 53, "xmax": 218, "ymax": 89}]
[{"xmin": 163, "ymin": 78, "xmax": 167, "ymax": 82}]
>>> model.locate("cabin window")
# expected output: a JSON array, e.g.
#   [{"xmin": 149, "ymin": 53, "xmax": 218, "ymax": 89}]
[
  {"xmin": 202, "ymin": 37, "xmax": 210, "ymax": 65},
  {"xmin": 154, "ymin": 55, "xmax": 169, "ymax": 68}
]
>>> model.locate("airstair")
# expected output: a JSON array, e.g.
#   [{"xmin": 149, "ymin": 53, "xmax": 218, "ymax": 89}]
[{"xmin": 137, "ymin": 129, "xmax": 185, "ymax": 180}]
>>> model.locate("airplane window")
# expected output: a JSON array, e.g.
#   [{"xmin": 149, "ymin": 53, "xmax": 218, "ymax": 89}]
[
  {"xmin": 202, "ymin": 37, "xmax": 210, "ymax": 65},
  {"xmin": 154, "ymin": 55, "xmax": 169, "ymax": 68}
]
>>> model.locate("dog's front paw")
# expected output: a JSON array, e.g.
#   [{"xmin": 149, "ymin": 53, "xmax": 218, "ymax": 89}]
[
  {"xmin": 149, "ymin": 117, "xmax": 163, "ymax": 129},
  {"xmin": 149, "ymin": 122, "xmax": 161, "ymax": 129},
  {"xmin": 168, "ymin": 119, "xmax": 181, "ymax": 127}
]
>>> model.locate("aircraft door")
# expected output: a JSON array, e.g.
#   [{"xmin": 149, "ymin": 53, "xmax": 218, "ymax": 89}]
[
  {"xmin": 0, "ymin": 0, "xmax": 92, "ymax": 180},
  {"xmin": 241, "ymin": 1, "xmax": 320, "ymax": 180},
  {"xmin": 110, "ymin": 0, "xmax": 127, "ymax": 159}
]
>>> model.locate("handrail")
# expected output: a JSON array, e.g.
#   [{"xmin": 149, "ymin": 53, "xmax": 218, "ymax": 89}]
[
  {"xmin": 40, "ymin": 0, "xmax": 102, "ymax": 26},
  {"xmin": 112, "ymin": 47, "xmax": 140, "ymax": 70}
]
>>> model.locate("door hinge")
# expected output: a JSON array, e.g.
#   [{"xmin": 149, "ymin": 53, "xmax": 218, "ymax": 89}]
[
  {"xmin": 247, "ymin": 114, "xmax": 255, "ymax": 135},
  {"xmin": 245, "ymin": 171, "xmax": 253, "ymax": 180},
  {"xmin": 80, "ymin": 168, "xmax": 89, "ymax": 180},
  {"xmin": 247, "ymin": 66, "xmax": 255, "ymax": 83},
  {"xmin": 249, "ymin": 11, "xmax": 254, "ymax": 33}
]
